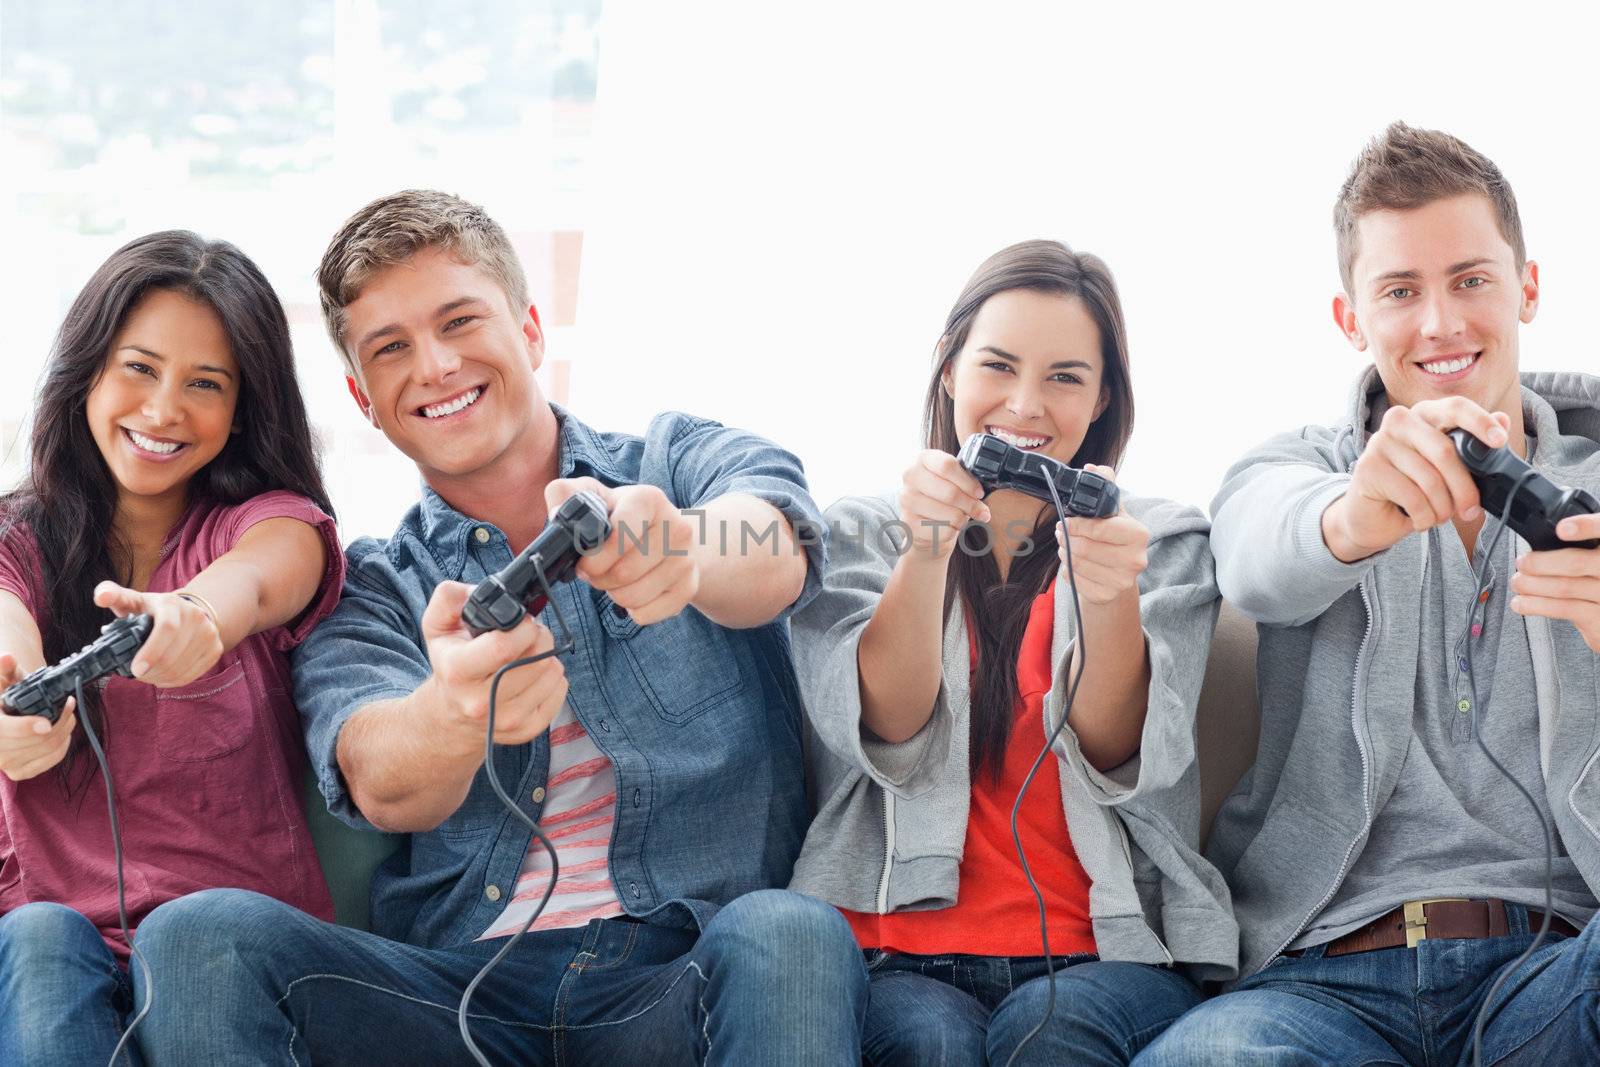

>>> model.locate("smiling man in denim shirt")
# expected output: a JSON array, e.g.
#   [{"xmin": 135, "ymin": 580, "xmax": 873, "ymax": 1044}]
[{"xmin": 133, "ymin": 190, "xmax": 866, "ymax": 1065}]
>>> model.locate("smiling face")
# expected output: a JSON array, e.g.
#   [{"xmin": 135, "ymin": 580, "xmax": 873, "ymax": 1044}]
[
  {"xmin": 1335, "ymin": 193, "xmax": 1538, "ymax": 420},
  {"xmin": 342, "ymin": 245, "xmax": 546, "ymax": 487},
  {"xmin": 85, "ymin": 287, "xmax": 240, "ymax": 512},
  {"xmin": 941, "ymin": 288, "xmax": 1109, "ymax": 474}
]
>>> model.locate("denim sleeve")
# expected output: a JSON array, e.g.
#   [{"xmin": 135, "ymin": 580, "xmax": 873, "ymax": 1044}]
[
  {"xmin": 643, "ymin": 412, "xmax": 828, "ymax": 621},
  {"xmin": 291, "ymin": 539, "xmax": 431, "ymax": 830}
]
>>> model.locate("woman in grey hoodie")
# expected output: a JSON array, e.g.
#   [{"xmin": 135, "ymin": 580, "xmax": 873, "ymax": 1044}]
[{"xmin": 789, "ymin": 241, "xmax": 1237, "ymax": 1066}]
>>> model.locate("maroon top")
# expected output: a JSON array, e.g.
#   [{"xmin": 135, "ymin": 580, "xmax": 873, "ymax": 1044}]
[{"xmin": 0, "ymin": 491, "xmax": 343, "ymax": 959}]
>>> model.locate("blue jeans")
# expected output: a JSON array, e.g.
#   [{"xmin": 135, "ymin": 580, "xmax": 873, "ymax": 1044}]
[
  {"xmin": 0, "ymin": 901, "xmax": 145, "ymax": 1066},
  {"xmin": 862, "ymin": 950, "xmax": 1204, "ymax": 1066},
  {"xmin": 132, "ymin": 887, "xmax": 865, "ymax": 1065},
  {"xmin": 1136, "ymin": 904, "xmax": 1599, "ymax": 1066}
]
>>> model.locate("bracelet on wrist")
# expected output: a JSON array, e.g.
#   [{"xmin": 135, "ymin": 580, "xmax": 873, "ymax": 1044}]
[{"xmin": 174, "ymin": 590, "xmax": 222, "ymax": 636}]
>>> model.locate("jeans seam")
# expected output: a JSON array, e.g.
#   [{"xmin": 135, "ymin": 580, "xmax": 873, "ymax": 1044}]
[
  {"xmin": 275, "ymin": 973, "xmax": 555, "ymax": 1030},
  {"xmin": 555, "ymin": 958, "xmax": 709, "ymax": 1034}
]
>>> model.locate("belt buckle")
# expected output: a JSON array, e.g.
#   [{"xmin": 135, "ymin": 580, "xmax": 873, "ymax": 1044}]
[{"xmin": 1403, "ymin": 898, "xmax": 1470, "ymax": 948}]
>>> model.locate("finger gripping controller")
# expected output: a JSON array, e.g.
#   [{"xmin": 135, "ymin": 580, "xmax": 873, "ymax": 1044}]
[
  {"xmin": 1449, "ymin": 429, "xmax": 1600, "ymax": 551},
  {"xmin": 957, "ymin": 433, "xmax": 1120, "ymax": 517},
  {"xmin": 2, "ymin": 614, "xmax": 154, "ymax": 723},
  {"xmin": 462, "ymin": 491, "xmax": 612, "ymax": 635}
]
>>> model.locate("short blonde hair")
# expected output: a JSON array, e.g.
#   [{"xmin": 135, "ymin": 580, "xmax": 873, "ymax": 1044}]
[{"xmin": 317, "ymin": 189, "xmax": 530, "ymax": 366}]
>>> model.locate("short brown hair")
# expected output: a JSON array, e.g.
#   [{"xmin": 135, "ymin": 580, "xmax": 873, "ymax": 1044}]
[
  {"xmin": 1334, "ymin": 122, "xmax": 1525, "ymax": 294},
  {"xmin": 317, "ymin": 189, "xmax": 529, "ymax": 365}
]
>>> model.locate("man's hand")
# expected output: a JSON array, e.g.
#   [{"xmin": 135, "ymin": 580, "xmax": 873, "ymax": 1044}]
[
  {"xmin": 1322, "ymin": 398, "xmax": 1510, "ymax": 563},
  {"xmin": 1055, "ymin": 466, "xmax": 1149, "ymax": 606},
  {"xmin": 422, "ymin": 581, "xmax": 568, "ymax": 751},
  {"xmin": 546, "ymin": 478, "xmax": 700, "ymax": 625},
  {"xmin": 0, "ymin": 652, "xmax": 76, "ymax": 781},
  {"xmin": 94, "ymin": 581, "xmax": 222, "ymax": 687},
  {"xmin": 1511, "ymin": 513, "xmax": 1600, "ymax": 652},
  {"xmin": 897, "ymin": 450, "xmax": 991, "ymax": 559}
]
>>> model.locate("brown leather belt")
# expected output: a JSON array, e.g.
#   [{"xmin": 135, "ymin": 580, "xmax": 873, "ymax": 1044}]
[{"xmin": 1314, "ymin": 899, "xmax": 1581, "ymax": 958}]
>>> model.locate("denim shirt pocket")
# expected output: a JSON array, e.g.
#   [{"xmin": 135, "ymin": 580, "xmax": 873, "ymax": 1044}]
[{"xmin": 596, "ymin": 592, "xmax": 752, "ymax": 726}]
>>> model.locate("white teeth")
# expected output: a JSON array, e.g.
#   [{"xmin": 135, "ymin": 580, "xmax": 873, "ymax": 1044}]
[
  {"xmin": 988, "ymin": 426, "xmax": 1050, "ymax": 449},
  {"xmin": 127, "ymin": 430, "xmax": 181, "ymax": 455},
  {"xmin": 422, "ymin": 387, "xmax": 482, "ymax": 419},
  {"xmin": 1421, "ymin": 354, "xmax": 1476, "ymax": 376}
]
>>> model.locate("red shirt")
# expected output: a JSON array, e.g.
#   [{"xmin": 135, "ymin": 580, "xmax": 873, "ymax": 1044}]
[
  {"xmin": 845, "ymin": 582, "xmax": 1098, "ymax": 957},
  {"xmin": 0, "ymin": 491, "xmax": 343, "ymax": 959}
]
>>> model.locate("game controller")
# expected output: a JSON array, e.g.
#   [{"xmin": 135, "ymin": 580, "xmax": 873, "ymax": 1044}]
[
  {"xmin": 958, "ymin": 433, "xmax": 1120, "ymax": 518},
  {"xmin": 1450, "ymin": 429, "xmax": 1600, "ymax": 551},
  {"xmin": 462, "ymin": 490, "xmax": 612, "ymax": 635},
  {"xmin": 2, "ymin": 613, "xmax": 153, "ymax": 723}
]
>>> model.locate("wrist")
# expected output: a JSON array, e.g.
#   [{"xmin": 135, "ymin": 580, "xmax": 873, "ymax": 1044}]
[{"xmin": 1321, "ymin": 495, "xmax": 1380, "ymax": 564}]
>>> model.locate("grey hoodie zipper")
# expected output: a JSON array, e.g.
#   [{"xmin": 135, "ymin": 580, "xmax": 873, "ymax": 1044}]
[
  {"xmin": 876, "ymin": 789, "xmax": 895, "ymax": 913},
  {"xmin": 1266, "ymin": 562, "xmax": 1379, "ymax": 963}
]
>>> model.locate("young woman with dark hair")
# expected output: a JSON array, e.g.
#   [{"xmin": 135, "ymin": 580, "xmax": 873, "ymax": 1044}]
[
  {"xmin": 0, "ymin": 231, "xmax": 345, "ymax": 1064},
  {"xmin": 789, "ymin": 240, "xmax": 1237, "ymax": 1065}
]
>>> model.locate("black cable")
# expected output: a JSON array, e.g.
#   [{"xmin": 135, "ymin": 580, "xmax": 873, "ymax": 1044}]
[
  {"xmin": 74, "ymin": 677, "xmax": 154, "ymax": 1067},
  {"xmin": 458, "ymin": 563, "xmax": 571, "ymax": 1067},
  {"xmin": 1002, "ymin": 475, "xmax": 1088, "ymax": 1067},
  {"xmin": 1469, "ymin": 468, "xmax": 1556, "ymax": 1067}
]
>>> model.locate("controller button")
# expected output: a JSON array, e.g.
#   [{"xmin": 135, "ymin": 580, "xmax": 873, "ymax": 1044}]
[
  {"xmin": 532, "ymin": 786, "xmax": 546, "ymax": 803},
  {"xmin": 485, "ymin": 884, "xmax": 502, "ymax": 902},
  {"xmin": 474, "ymin": 527, "xmax": 491, "ymax": 544}
]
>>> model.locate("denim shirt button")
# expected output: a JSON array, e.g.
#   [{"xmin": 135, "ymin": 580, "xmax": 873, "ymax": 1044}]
[
  {"xmin": 532, "ymin": 786, "xmax": 546, "ymax": 803},
  {"xmin": 629, "ymin": 882, "xmax": 639, "ymax": 897},
  {"xmin": 485, "ymin": 884, "xmax": 502, "ymax": 902},
  {"xmin": 599, "ymin": 719, "xmax": 610, "ymax": 733},
  {"xmin": 612, "ymin": 602, "xmax": 629, "ymax": 619},
  {"xmin": 632, "ymin": 788, "xmax": 641, "ymax": 808},
  {"xmin": 474, "ymin": 527, "xmax": 491, "ymax": 544}
]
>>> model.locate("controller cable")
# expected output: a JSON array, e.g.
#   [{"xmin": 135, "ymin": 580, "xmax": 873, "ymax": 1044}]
[
  {"xmin": 457, "ymin": 561, "xmax": 570, "ymax": 1067},
  {"xmin": 1002, "ymin": 474, "xmax": 1088, "ymax": 1067},
  {"xmin": 73, "ymin": 677, "xmax": 154, "ymax": 1067},
  {"xmin": 1468, "ymin": 467, "xmax": 1556, "ymax": 1067}
]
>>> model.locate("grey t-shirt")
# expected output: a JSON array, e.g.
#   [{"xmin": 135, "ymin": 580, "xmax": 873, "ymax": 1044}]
[{"xmin": 1296, "ymin": 511, "xmax": 1598, "ymax": 949}]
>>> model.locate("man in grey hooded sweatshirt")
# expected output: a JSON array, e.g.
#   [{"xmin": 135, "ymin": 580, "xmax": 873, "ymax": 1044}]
[{"xmin": 1139, "ymin": 123, "xmax": 1600, "ymax": 1065}]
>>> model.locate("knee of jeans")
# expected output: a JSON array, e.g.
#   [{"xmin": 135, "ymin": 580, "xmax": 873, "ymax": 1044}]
[
  {"xmin": 1135, "ymin": 1000, "xmax": 1268, "ymax": 1067},
  {"xmin": 0, "ymin": 902, "xmax": 103, "ymax": 972},
  {"xmin": 701, "ymin": 890, "xmax": 861, "ymax": 976},
  {"xmin": 136, "ymin": 887, "xmax": 294, "ymax": 969}
]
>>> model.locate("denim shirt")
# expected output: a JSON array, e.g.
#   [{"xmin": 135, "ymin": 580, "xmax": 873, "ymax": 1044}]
[{"xmin": 292, "ymin": 405, "xmax": 826, "ymax": 949}]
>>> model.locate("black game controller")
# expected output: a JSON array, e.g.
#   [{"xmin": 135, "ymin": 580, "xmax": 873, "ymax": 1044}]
[
  {"xmin": 462, "ymin": 490, "xmax": 612, "ymax": 635},
  {"xmin": 1450, "ymin": 429, "xmax": 1600, "ymax": 551},
  {"xmin": 958, "ymin": 433, "xmax": 1120, "ymax": 518},
  {"xmin": 2, "ymin": 614, "xmax": 153, "ymax": 723}
]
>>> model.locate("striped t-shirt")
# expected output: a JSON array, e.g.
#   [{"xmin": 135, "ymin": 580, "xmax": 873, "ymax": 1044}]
[{"xmin": 478, "ymin": 705, "xmax": 624, "ymax": 939}]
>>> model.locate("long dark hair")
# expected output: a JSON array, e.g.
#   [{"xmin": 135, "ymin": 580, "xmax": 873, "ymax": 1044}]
[
  {"xmin": 921, "ymin": 240, "xmax": 1135, "ymax": 781},
  {"xmin": 1, "ymin": 231, "xmax": 333, "ymax": 793}
]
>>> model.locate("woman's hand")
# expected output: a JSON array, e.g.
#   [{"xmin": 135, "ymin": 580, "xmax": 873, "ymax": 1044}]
[
  {"xmin": 897, "ymin": 450, "xmax": 992, "ymax": 559},
  {"xmin": 93, "ymin": 581, "xmax": 223, "ymax": 687},
  {"xmin": 1055, "ymin": 465, "xmax": 1150, "ymax": 606},
  {"xmin": 0, "ymin": 652, "xmax": 76, "ymax": 781}
]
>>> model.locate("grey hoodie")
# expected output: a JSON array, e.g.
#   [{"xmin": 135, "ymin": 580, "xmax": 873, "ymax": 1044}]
[
  {"xmin": 1209, "ymin": 367, "xmax": 1600, "ymax": 980},
  {"xmin": 788, "ymin": 491, "xmax": 1239, "ymax": 983}
]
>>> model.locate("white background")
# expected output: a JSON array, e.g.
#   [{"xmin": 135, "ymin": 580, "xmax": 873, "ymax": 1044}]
[{"xmin": 5, "ymin": 0, "xmax": 1598, "ymax": 539}]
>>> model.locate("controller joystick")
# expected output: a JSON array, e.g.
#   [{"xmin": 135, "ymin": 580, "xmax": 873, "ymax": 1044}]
[
  {"xmin": 1449, "ymin": 429, "xmax": 1600, "ymax": 552},
  {"xmin": 957, "ymin": 433, "xmax": 1120, "ymax": 518},
  {"xmin": 462, "ymin": 490, "xmax": 612, "ymax": 635},
  {"xmin": 2, "ymin": 614, "xmax": 154, "ymax": 723}
]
